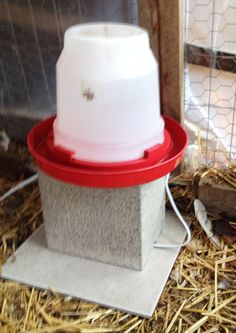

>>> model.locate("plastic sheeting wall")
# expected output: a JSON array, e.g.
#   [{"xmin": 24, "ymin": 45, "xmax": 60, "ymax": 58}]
[
  {"xmin": 0, "ymin": 0, "xmax": 138, "ymax": 121},
  {"xmin": 185, "ymin": 0, "xmax": 236, "ymax": 167}
]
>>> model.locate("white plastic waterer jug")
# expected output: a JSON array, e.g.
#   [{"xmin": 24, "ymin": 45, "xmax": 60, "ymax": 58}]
[{"xmin": 54, "ymin": 23, "xmax": 164, "ymax": 163}]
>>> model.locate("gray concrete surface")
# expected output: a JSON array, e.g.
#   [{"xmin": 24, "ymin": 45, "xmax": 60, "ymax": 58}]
[{"xmin": 38, "ymin": 171, "xmax": 166, "ymax": 271}]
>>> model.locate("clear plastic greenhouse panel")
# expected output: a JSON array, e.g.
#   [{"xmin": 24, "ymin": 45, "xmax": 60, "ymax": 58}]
[{"xmin": 185, "ymin": 0, "xmax": 236, "ymax": 166}]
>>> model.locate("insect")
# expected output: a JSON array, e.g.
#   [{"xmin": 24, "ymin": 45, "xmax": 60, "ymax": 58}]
[{"xmin": 82, "ymin": 89, "xmax": 95, "ymax": 101}]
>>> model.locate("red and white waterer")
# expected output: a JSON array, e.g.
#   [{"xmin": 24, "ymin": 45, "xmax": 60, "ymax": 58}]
[
  {"xmin": 25, "ymin": 23, "xmax": 188, "ymax": 316},
  {"xmin": 28, "ymin": 23, "xmax": 186, "ymax": 188}
]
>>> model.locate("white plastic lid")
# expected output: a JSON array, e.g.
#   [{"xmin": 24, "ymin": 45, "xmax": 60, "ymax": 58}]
[{"xmin": 63, "ymin": 23, "xmax": 150, "ymax": 59}]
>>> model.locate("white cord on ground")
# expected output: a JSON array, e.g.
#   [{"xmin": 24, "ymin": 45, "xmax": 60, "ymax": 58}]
[
  {"xmin": 0, "ymin": 174, "xmax": 38, "ymax": 202},
  {"xmin": 154, "ymin": 173, "xmax": 191, "ymax": 249}
]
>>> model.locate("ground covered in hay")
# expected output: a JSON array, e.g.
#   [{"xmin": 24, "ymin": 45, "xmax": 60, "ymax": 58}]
[{"xmin": 0, "ymin": 143, "xmax": 235, "ymax": 333}]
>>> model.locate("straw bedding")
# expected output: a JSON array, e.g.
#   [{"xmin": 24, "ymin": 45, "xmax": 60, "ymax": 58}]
[{"xmin": 0, "ymin": 144, "xmax": 235, "ymax": 333}]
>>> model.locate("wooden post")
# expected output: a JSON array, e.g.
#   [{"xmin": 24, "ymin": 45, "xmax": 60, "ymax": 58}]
[
  {"xmin": 139, "ymin": 0, "xmax": 184, "ymax": 123},
  {"xmin": 138, "ymin": 0, "xmax": 159, "ymax": 61}
]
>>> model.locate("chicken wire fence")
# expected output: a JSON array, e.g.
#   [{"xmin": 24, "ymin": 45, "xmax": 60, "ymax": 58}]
[{"xmin": 184, "ymin": 0, "xmax": 236, "ymax": 168}]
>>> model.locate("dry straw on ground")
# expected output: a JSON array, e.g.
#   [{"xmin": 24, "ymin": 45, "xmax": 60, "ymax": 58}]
[{"xmin": 0, "ymin": 144, "xmax": 235, "ymax": 332}]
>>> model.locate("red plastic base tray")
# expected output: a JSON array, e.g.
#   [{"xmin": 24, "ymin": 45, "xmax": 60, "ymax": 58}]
[{"xmin": 28, "ymin": 116, "xmax": 188, "ymax": 188}]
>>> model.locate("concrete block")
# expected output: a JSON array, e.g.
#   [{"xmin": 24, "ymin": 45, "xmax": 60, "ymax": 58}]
[{"xmin": 38, "ymin": 171, "xmax": 166, "ymax": 271}]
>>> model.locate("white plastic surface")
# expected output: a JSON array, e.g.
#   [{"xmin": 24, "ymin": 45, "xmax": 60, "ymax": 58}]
[{"xmin": 55, "ymin": 23, "xmax": 164, "ymax": 162}]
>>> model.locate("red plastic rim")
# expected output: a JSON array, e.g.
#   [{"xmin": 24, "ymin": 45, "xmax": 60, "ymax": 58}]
[
  {"xmin": 46, "ymin": 126, "xmax": 172, "ymax": 171},
  {"xmin": 27, "ymin": 115, "xmax": 188, "ymax": 188}
]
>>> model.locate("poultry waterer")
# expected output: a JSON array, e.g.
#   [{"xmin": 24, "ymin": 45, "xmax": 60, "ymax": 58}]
[{"xmin": 2, "ymin": 23, "xmax": 188, "ymax": 317}]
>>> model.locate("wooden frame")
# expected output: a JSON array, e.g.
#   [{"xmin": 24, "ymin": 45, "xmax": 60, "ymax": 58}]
[{"xmin": 139, "ymin": 0, "xmax": 184, "ymax": 123}]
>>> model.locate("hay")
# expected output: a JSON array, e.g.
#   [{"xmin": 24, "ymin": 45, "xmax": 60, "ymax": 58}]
[{"xmin": 0, "ymin": 146, "xmax": 235, "ymax": 332}]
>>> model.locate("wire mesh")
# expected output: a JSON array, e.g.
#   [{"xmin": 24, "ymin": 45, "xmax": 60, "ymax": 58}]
[
  {"xmin": 0, "ymin": 0, "xmax": 138, "ymax": 119},
  {"xmin": 185, "ymin": 0, "xmax": 236, "ymax": 168}
]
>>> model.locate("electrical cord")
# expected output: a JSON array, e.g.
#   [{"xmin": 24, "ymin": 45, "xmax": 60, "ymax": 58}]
[
  {"xmin": 0, "ymin": 174, "xmax": 38, "ymax": 202},
  {"xmin": 154, "ymin": 173, "xmax": 191, "ymax": 249},
  {"xmin": 0, "ymin": 172, "xmax": 191, "ymax": 249}
]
